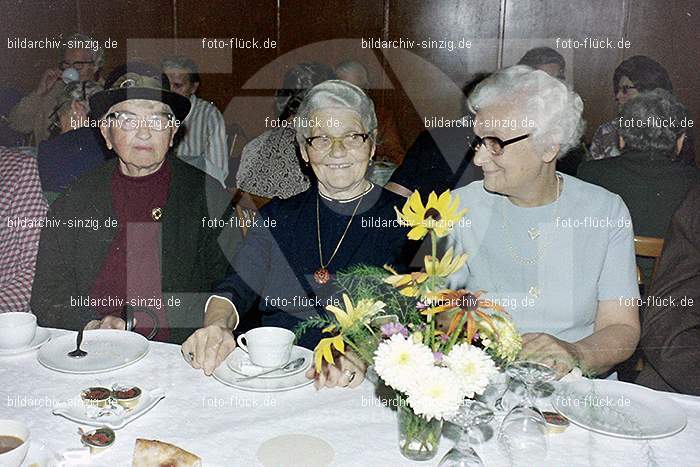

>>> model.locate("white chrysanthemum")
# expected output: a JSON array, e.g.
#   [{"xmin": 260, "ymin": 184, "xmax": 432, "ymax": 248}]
[
  {"xmin": 406, "ymin": 366, "xmax": 463, "ymax": 421},
  {"xmin": 444, "ymin": 343, "xmax": 498, "ymax": 398},
  {"xmin": 374, "ymin": 334, "xmax": 434, "ymax": 393},
  {"xmin": 481, "ymin": 315, "xmax": 522, "ymax": 363}
]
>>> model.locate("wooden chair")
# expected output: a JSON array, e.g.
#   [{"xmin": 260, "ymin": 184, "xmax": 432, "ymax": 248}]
[
  {"xmin": 633, "ymin": 235, "xmax": 665, "ymax": 288},
  {"xmin": 630, "ymin": 236, "xmax": 664, "ymax": 374}
]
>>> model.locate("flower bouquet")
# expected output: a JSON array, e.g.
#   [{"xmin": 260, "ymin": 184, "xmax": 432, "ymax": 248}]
[{"xmin": 296, "ymin": 190, "xmax": 522, "ymax": 461}]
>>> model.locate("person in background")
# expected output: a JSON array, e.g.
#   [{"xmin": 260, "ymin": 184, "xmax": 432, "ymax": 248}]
[
  {"xmin": 47, "ymin": 80, "xmax": 103, "ymax": 137},
  {"xmin": 518, "ymin": 46, "xmax": 587, "ymax": 174},
  {"xmin": 9, "ymin": 33, "xmax": 104, "ymax": 145},
  {"xmin": 235, "ymin": 62, "xmax": 334, "ymax": 202},
  {"xmin": 385, "ymin": 73, "xmax": 489, "ymax": 199},
  {"xmin": 0, "ymin": 147, "xmax": 48, "ymax": 312},
  {"xmin": 31, "ymin": 68, "xmax": 242, "ymax": 344},
  {"xmin": 589, "ymin": 55, "xmax": 695, "ymax": 165},
  {"xmin": 335, "ymin": 60, "xmax": 405, "ymax": 166},
  {"xmin": 578, "ymin": 89, "xmax": 700, "ymax": 286},
  {"xmin": 38, "ymin": 80, "xmax": 110, "ymax": 197},
  {"xmin": 445, "ymin": 66, "xmax": 640, "ymax": 379},
  {"xmin": 162, "ymin": 55, "xmax": 229, "ymax": 187},
  {"xmin": 517, "ymin": 46, "xmax": 566, "ymax": 80},
  {"xmin": 635, "ymin": 184, "xmax": 700, "ymax": 395}
]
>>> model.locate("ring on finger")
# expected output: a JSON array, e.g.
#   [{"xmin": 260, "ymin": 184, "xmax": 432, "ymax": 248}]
[
  {"xmin": 343, "ymin": 369, "xmax": 356, "ymax": 386},
  {"xmin": 183, "ymin": 351, "xmax": 194, "ymax": 363}
]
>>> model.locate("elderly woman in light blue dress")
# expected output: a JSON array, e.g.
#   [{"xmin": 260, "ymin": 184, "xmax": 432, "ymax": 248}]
[{"xmin": 444, "ymin": 65, "xmax": 640, "ymax": 378}]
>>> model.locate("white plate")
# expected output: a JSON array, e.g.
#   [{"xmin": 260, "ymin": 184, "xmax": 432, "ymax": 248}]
[
  {"xmin": 37, "ymin": 329, "xmax": 149, "ymax": 374},
  {"xmin": 0, "ymin": 327, "xmax": 51, "ymax": 355},
  {"xmin": 227, "ymin": 346, "xmax": 311, "ymax": 379},
  {"xmin": 52, "ymin": 387, "xmax": 165, "ymax": 430},
  {"xmin": 214, "ymin": 347, "xmax": 314, "ymax": 392},
  {"xmin": 552, "ymin": 379, "xmax": 687, "ymax": 439}
]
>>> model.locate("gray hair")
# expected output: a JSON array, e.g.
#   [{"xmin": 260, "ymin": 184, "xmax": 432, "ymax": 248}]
[
  {"xmin": 161, "ymin": 55, "xmax": 201, "ymax": 83},
  {"xmin": 618, "ymin": 89, "xmax": 689, "ymax": 155},
  {"xmin": 335, "ymin": 60, "xmax": 369, "ymax": 87},
  {"xmin": 50, "ymin": 80, "xmax": 103, "ymax": 124},
  {"xmin": 63, "ymin": 33, "xmax": 105, "ymax": 69},
  {"xmin": 294, "ymin": 80, "xmax": 377, "ymax": 144},
  {"xmin": 468, "ymin": 65, "xmax": 585, "ymax": 158}
]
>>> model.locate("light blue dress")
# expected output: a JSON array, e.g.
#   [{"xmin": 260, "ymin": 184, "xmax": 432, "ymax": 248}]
[{"xmin": 446, "ymin": 173, "xmax": 640, "ymax": 343}]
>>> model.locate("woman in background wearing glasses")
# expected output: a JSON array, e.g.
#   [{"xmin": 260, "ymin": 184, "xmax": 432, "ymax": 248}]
[
  {"xmin": 589, "ymin": 55, "xmax": 695, "ymax": 164},
  {"xmin": 182, "ymin": 81, "xmax": 412, "ymax": 388},
  {"xmin": 442, "ymin": 66, "xmax": 640, "ymax": 379},
  {"xmin": 32, "ymin": 65, "xmax": 243, "ymax": 345}
]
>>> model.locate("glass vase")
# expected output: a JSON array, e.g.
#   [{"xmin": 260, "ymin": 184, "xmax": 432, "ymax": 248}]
[{"xmin": 397, "ymin": 401, "xmax": 443, "ymax": 461}]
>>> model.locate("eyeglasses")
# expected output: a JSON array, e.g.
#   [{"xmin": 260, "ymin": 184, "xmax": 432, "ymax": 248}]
[
  {"xmin": 305, "ymin": 133, "xmax": 370, "ymax": 152},
  {"xmin": 470, "ymin": 134, "xmax": 530, "ymax": 156},
  {"xmin": 618, "ymin": 84, "xmax": 636, "ymax": 94},
  {"xmin": 59, "ymin": 60, "xmax": 95, "ymax": 71},
  {"xmin": 105, "ymin": 111, "xmax": 175, "ymax": 132}
]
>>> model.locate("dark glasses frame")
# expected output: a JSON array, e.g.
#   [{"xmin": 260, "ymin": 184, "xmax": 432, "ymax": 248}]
[{"xmin": 470, "ymin": 133, "xmax": 530, "ymax": 156}]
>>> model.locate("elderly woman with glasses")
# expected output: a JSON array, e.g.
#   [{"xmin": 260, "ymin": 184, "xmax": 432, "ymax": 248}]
[
  {"xmin": 32, "ymin": 67, "xmax": 242, "ymax": 344},
  {"xmin": 442, "ymin": 66, "xmax": 640, "ymax": 379},
  {"xmin": 182, "ymin": 80, "xmax": 412, "ymax": 388}
]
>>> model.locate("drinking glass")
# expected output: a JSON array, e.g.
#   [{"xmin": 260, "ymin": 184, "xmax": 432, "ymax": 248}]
[
  {"xmin": 497, "ymin": 361, "xmax": 556, "ymax": 466},
  {"xmin": 437, "ymin": 400, "xmax": 494, "ymax": 467}
]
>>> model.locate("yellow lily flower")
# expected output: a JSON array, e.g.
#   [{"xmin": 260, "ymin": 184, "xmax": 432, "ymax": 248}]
[
  {"xmin": 395, "ymin": 190, "xmax": 467, "ymax": 240},
  {"xmin": 424, "ymin": 247, "xmax": 468, "ymax": 277},
  {"xmin": 314, "ymin": 335, "xmax": 345, "ymax": 372},
  {"xmin": 325, "ymin": 294, "xmax": 385, "ymax": 332},
  {"xmin": 383, "ymin": 265, "xmax": 428, "ymax": 297}
]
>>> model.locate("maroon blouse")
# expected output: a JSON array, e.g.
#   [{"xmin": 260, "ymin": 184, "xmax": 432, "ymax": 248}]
[{"xmin": 90, "ymin": 159, "xmax": 171, "ymax": 342}]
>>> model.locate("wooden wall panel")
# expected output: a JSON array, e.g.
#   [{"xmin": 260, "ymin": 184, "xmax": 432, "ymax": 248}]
[
  {"xmin": 0, "ymin": 0, "xmax": 77, "ymax": 92},
  {"xmin": 502, "ymin": 0, "xmax": 627, "ymax": 142},
  {"xmin": 77, "ymin": 0, "xmax": 173, "ymax": 79},
  {"xmin": 387, "ymin": 0, "xmax": 502, "ymax": 144}
]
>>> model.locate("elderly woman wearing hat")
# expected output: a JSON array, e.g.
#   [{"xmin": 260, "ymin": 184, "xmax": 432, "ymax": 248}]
[
  {"xmin": 31, "ymin": 65, "xmax": 242, "ymax": 344},
  {"xmin": 443, "ymin": 66, "xmax": 640, "ymax": 379},
  {"xmin": 182, "ymin": 80, "xmax": 411, "ymax": 388}
]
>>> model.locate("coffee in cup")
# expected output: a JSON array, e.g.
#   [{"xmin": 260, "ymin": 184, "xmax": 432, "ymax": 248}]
[
  {"xmin": 0, "ymin": 420, "xmax": 30, "ymax": 467},
  {"xmin": 0, "ymin": 313, "xmax": 37, "ymax": 350},
  {"xmin": 236, "ymin": 327, "xmax": 295, "ymax": 368}
]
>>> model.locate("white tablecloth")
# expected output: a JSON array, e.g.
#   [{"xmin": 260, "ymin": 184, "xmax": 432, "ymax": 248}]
[{"xmin": 2, "ymin": 329, "xmax": 700, "ymax": 467}]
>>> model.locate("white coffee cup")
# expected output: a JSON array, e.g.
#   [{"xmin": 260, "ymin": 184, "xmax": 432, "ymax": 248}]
[
  {"xmin": 0, "ymin": 313, "xmax": 37, "ymax": 350},
  {"xmin": 236, "ymin": 327, "xmax": 295, "ymax": 368},
  {"xmin": 0, "ymin": 419, "xmax": 30, "ymax": 467}
]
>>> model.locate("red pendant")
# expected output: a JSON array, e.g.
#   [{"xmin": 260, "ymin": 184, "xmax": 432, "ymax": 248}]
[{"xmin": 314, "ymin": 267, "xmax": 331, "ymax": 284}]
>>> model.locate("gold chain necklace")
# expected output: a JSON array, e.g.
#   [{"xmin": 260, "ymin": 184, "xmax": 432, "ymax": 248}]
[
  {"xmin": 500, "ymin": 174, "xmax": 562, "ymax": 266},
  {"xmin": 313, "ymin": 187, "xmax": 367, "ymax": 284}
]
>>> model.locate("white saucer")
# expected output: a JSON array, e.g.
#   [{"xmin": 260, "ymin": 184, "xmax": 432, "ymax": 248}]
[
  {"xmin": 215, "ymin": 347, "xmax": 314, "ymax": 392},
  {"xmin": 227, "ymin": 346, "xmax": 311, "ymax": 379},
  {"xmin": 0, "ymin": 327, "xmax": 51, "ymax": 355}
]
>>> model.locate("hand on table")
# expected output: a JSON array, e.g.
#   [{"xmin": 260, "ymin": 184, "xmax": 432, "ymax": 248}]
[
  {"xmin": 305, "ymin": 351, "xmax": 366, "ymax": 390},
  {"xmin": 181, "ymin": 325, "xmax": 236, "ymax": 376},
  {"xmin": 519, "ymin": 332, "xmax": 583, "ymax": 379},
  {"xmin": 84, "ymin": 315, "xmax": 129, "ymax": 331}
]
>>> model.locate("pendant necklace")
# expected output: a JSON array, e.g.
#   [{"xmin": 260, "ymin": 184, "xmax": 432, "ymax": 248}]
[{"xmin": 314, "ymin": 186, "xmax": 368, "ymax": 284}]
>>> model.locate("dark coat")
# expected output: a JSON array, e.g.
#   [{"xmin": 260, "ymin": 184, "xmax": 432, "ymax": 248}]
[
  {"xmin": 635, "ymin": 184, "xmax": 700, "ymax": 395},
  {"xmin": 31, "ymin": 156, "xmax": 243, "ymax": 344}
]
